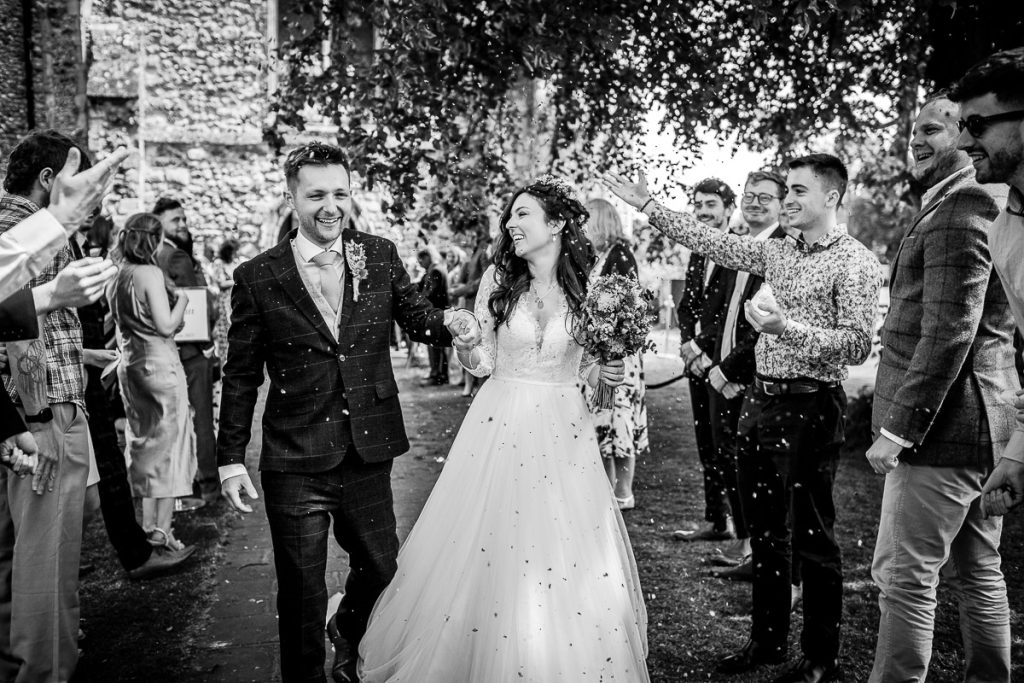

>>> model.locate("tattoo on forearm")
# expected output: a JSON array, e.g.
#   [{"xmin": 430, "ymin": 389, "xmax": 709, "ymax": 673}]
[{"xmin": 9, "ymin": 338, "xmax": 48, "ymax": 412}]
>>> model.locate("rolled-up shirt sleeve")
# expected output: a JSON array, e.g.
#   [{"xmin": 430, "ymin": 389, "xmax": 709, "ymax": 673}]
[{"xmin": 0, "ymin": 209, "xmax": 66, "ymax": 302}]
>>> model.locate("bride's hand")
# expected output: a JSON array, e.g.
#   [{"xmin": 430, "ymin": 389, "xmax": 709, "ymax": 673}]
[
  {"xmin": 598, "ymin": 359, "xmax": 626, "ymax": 387},
  {"xmin": 600, "ymin": 170, "xmax": 651, "ymax": 211}
]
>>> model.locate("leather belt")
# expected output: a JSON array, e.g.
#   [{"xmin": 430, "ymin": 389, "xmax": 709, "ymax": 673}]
[{"xmin": 754, "ymin": 377, "xmax": 839, "ymax": 395}]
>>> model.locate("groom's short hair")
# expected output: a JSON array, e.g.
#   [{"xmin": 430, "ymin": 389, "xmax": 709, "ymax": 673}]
[{"xmin": 284, "ymin": 142, "xmax": 350, "ymax": 189}]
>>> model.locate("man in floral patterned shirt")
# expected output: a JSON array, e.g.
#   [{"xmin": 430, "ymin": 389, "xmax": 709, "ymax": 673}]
[{"xmin": 605, "ymin": 153, "xmax": 883, "ymax": 683}]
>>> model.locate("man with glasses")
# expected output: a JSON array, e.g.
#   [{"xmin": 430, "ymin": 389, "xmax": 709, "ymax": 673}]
[
  {"xmin": 604, "ymin": 153, "xmax": 883, "ymax": 683},
  {"xmin": 672, "ymin": 178, "xmax": 739, "ymax": 544},
  {"xmin": 866, "ymin": 91, "xmax": 1014, "ymax": 682},
  {"xmin": 953, "ymin": 48, "xmax": 1024, "ymax": 522}
]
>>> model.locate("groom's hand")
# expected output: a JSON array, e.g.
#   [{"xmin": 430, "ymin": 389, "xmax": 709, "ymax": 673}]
[{"xmin": 222, "ymin": 472, "xmax": 259, "ymax": 513}]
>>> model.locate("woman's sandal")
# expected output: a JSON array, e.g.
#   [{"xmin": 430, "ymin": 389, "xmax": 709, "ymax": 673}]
[{"xmin": 146, "ymin": 527, "xmax": 186, "ymax": 552}]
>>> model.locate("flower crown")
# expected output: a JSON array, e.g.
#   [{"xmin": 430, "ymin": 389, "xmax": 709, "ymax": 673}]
[{"xmin": 525, "ymin": 174, "xmax": 588, "ymax": 223}]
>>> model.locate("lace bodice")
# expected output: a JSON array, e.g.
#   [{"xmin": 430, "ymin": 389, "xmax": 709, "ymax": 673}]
[{"xmin": 464, "ymin": 266, "xmax": 596, "ymax": 385}]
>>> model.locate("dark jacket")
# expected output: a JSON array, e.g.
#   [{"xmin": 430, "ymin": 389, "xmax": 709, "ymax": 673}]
[
  {"xmin": 218, "ymin": 228, "xmax": 453, "ymax": 472},
  {"xmin": 677, "ymin": 251, "xmax": 731, "ymax": 354},
  {"xmin": 872, "ymin": 170, "xmax": 1018, "ymax": 467},
  {"xmin": 155, "ymin": 239, "xmax": 217, "ymax": 360}
]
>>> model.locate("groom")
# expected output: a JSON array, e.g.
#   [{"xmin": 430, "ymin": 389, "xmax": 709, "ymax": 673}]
[{"xmin": 218, "ymin": 141, "xmax": 479, "ymax": 683}]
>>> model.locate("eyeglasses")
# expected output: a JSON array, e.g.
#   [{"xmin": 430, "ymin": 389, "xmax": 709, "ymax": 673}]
[
  {"xmin": 741, "ymin": 192, "xmax": 781, "ymax": 206},
  {"xmin": 957, "ymin": 110, "xmax": 1024, "ymax": 137}
]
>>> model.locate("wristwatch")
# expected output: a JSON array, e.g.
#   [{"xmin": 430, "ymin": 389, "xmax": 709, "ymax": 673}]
[{"xmin": 25, "ymin": 407, "xmax": 53, "ymax": 424}]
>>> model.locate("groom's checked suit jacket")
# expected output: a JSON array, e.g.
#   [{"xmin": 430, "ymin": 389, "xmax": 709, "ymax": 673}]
[
  {"xmin": 872, "ymin": 168, "xmax": 1019, "ymax": 467},
  {"xmin": 218, "ymin": 228, "xmax": 452, "ymax": 473}
]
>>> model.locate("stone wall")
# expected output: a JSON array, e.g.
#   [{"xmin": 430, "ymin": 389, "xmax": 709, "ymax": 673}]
[{"xmin": 0, "ymin": 0, "xmax": 29, "ymax": 157}]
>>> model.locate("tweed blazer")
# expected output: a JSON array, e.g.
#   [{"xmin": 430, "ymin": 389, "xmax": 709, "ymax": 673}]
[
  {"xmin": 217, "ymin": 228, "xmax": 452, "ymax": 472},
  {"xmin": 872, "ymin": 170, "xmax": 1018, "ymax": 467}
]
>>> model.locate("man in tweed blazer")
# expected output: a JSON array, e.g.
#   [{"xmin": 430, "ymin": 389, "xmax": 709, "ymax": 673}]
[
  {"xmin": 218, "ymin": 142, "xmax": 478, "ymax": 683},
  {"xmin": 867, "ymin": 95, "xmax": 1017, "ymax": 682}
]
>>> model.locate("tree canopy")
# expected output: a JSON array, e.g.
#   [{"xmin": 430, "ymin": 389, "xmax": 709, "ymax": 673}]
[{"xmin": 272, "ymin": 0, "xmax": 1024, "ymax": 237}]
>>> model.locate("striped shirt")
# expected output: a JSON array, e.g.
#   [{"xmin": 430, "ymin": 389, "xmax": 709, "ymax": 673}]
[
  {"xmin": 648, "ymin": 202, "xmax": 884, "ymax": 382},
  {"xmin": 0, "ymin": 193, "xmax": 85, "ymax": 407}
]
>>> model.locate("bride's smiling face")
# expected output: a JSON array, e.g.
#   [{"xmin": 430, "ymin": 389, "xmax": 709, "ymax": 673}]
[{"xmin": 504, "ymin": 193, "xmax": 562, "ymax": 260}]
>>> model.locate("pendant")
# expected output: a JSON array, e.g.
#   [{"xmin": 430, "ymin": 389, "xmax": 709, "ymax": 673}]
[{"xmin": 537, "ymin": 299, "xmax": 545, "ymax": 309}]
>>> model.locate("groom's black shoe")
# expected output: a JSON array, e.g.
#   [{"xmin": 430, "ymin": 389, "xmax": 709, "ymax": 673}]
[
  {"xmin": 326, "ymin": 615, "xmax": 359, "ymax": 683},
  {"xmin": 716, "ymin": 640, "xmax": 787, "ymax": 675}
]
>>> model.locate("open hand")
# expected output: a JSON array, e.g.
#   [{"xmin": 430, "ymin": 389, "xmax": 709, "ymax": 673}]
[
  {"xmin": 222, "ymin": 472, "xmax": 259, "ymax": 513},
  {"xmin": 866, "ymin": 434, "xmax": 903, "ymax": 475},
  {"xmin": 39, "ymin": 257, "xmax": 118, "ymax": 311},
  {"xmin": 48, "ymin": 147, "xmax": 130, "ymax": 233},
  {"xmin": 29, "ymin": 424, "xmax": 59, "ymax": 495},
  {"xmin": 83, "ymin": 348, "xmax": 118, "ymax": 368},
  {"xmin": 600, "ymin": 170, "xmax": 651, "ymax": 211}
]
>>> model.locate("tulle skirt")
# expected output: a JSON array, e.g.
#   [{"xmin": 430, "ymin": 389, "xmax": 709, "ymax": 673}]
[{"xmin": 358, "ymin": 376, "xmax": 650, "ymax": 682}]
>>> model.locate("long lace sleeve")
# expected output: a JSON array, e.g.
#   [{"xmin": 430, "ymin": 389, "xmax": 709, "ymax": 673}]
[{"xmin": 460, "ymin": 265, "xmax": 498, "ymax": 377}]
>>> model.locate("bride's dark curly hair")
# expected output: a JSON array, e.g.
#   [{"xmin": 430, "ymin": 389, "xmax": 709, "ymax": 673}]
[{"xmin": 488, "ymin": 176, "xmax": 595, "ymax": 331}]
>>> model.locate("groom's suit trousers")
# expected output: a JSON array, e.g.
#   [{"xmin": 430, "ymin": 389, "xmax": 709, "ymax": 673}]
[{"xmin": 262, "ymin": 447, "xmax": 399, "ymax": 683}]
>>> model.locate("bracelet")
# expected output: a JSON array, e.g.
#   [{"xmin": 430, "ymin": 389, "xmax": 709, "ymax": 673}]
[{"xmin": 639, "ymin": 197, "xmax": 655, "ymax": 213}]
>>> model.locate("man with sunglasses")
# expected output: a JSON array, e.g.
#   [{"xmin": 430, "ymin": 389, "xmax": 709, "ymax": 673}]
[
  {"xmin": 866, "ymin": 91, "xmax": 1015, "ymax": 683},
  {"xmin": 952, "ymin": 48, "xmax": 1024, "ymax": 522}
]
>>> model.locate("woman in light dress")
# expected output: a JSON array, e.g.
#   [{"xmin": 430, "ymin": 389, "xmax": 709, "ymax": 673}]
[
  {"xmin": 358, "ymin": 176, "xmax": 649, "ymax": 682},
  {"xmin": 107, "ymin": 213, "xmax": 197, "ymax": 552},
  {"xmin": 582, "ymin": 199, "xmax": 650, "ymax": 510}
]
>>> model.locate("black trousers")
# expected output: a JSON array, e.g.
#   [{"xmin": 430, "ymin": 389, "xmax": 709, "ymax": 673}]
[
  {"xmin": 707, "ymin": 388, "xmax": 748, "ymax": 538},
  {"xmin": 84, "ymin": 366, "xmax": 152, "ymax": 571},
  {"xmin": 689, "ymin": 376, "xmax": 731, "ymax": 525},
  {"xmin": 736, "ymin": 383, "xmax": 845, "ymax": 662},
  {"xmin": 262, "ymin": 450, "xmax": 399, "ymax": 683},
  {"xmin": 427, "ymin": 345, "xmax": 449, "ymax": 383}
]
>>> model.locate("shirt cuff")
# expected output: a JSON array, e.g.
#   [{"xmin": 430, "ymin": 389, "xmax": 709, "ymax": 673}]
[
  {"xmin": 689, "ymin": 340, "xmax": 703, "ymax": 356},
  {"xmin": 779, "ymin": 318, "xmax": 810, "ymax": 345},
  {"xmin": 1001, "ymin": 431, "xmax": 1024, "ymax": 464},
  {"xmin": 880, "ymin": 428, "xmax": 914, "ymax": 449},
  {"xmin": 218, "ymin": 463, "xmax": 248, "ymax": 483},
  {"xmin": 3, "ymin": 209, "xmax": 66, "ymax": 256}
]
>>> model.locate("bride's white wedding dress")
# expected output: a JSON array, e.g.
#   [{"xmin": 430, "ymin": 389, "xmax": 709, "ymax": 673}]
[{"xmin": 358, "ymin": 266, "xmax": 650, "ymax": 682}]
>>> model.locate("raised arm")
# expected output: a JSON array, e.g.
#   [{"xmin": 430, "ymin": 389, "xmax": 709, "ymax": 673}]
[{"xmin": 602, "ymin": 170, "xmax": 768, "ymax": 276}]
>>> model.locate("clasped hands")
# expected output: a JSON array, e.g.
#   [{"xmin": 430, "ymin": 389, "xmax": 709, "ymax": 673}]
[{"xmin": 446, "ymin": 309, "xmax": 482, "ymax": 351}]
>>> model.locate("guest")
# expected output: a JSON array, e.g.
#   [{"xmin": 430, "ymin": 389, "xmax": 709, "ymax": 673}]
[
  {"xmin": 956, "ymin": 47, "xmax": 1024, "ymax": 517},
  {"xmin": 605, "ymin": 153, "xmax": 883, "ymax": 683},
  {"xmin": 672, "ymin": 178, "xmax": 736, "ymax": 541},
  {"xmin": 444, "ymin": 246, "xmax": 466, "ymax": 383},
  {"xmin": 416, "ymin": 246, "xmax": 450, "ymax": 386},
  {"xmin": 0, "ymin": 131, "xmax": 115, "ymax": 682},
  {"xmin": 108, "ymin": 213, "xmax": 197, "ymax": 552},
  {"xmin": 211, "ymin": 238, "xmax": 241, "ymax": 364},
  {"xmin": 867, "ymin": 91, "xmax": 1014, "ymax": 683},
  {"xmin": 75, "ymin": 213, "xmax": 196, "ymax": 579},
  {"xmin": 153, "ymin": 197, "xmax": 220, "ymax": 504},
  {"xmin": 583, "ymin": 198, "xmax": 649, "ymax": 509},
  {"xmin": 706, "ymin": 171, "xmax": 789, "ymax": 578},
  {"xmin": 450, "ymin": 220, "xmax": 491, "ymax": 396}
]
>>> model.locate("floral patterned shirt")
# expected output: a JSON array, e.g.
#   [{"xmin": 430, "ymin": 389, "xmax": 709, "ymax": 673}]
[{"xmin": 649, "ymin": 202, "xmax": 883, "ymax": 382}]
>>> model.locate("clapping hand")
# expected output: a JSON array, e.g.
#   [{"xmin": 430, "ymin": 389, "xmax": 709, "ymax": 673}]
[
  {"xmin": 48, "ymin": 147, "xmax": 130, "ymax": 233},
  {"xmin": 598, "ymin": 359, "xmax": 626, "ymax": 387},
  {"xmin": 600, "ymin": 170, "xmax": 651, "ymax": 211}
]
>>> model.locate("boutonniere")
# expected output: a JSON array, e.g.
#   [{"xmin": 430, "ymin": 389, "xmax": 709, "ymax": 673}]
[{"xmin": 345, "ymin": 241, "xmax": 369, "ymax": 301}]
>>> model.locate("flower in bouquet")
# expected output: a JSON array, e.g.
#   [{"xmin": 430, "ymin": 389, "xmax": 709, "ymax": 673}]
[
  {"xmin": 345, "ymin": 241, "xmax": 369, "ymax": 301},
  {"xmin": 579, "ymin": 274, "xmax": 656, "ymax": 409}
]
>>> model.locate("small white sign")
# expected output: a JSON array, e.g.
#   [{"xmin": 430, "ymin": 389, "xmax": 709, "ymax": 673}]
[{"xmin": 174, "ymin": 287, "xmax": 210, "ymax": 343}]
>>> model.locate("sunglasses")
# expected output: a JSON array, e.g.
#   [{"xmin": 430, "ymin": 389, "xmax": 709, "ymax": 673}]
[{"xmin": 956, "ymin": 110, "xmax": 1024, "ymax": 137}]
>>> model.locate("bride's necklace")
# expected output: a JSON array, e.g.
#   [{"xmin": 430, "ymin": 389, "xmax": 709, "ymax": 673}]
[{"xmin": 531, "ymin": 279, "xmax": 558, "ymax": 309}]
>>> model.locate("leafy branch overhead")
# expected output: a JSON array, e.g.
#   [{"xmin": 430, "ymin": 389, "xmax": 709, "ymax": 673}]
[{"xmin": 272, "ymin": 0, "xmax": 1023, "ymax": 233}]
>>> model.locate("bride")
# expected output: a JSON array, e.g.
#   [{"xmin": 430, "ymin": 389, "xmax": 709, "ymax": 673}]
[{"xmin": 358, "ymin": 176, "xmax": 650, "ymax": 682}]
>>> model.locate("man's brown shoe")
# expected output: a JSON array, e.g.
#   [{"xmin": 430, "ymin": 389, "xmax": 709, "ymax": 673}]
[
  {"xmin": 712, "ymin": 556, "xmax": 753, "ymax": 581},
  {"xmin": 326, "ymin": 615, "xmax": 359, "ymax": 683},
  {"xmin": 127, "ymin": 545, "xmax": 196, "ymax": 580}
]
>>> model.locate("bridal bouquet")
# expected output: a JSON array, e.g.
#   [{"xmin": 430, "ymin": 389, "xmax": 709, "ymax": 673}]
[{"xmin": 579, "ymin": 274, "xmax": 656, "ymax": 409}]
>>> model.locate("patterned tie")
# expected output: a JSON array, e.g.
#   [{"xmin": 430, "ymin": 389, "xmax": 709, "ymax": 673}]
[{"xmin": 311, "ymin": 251, "xmax": 342, "ymax": 313}]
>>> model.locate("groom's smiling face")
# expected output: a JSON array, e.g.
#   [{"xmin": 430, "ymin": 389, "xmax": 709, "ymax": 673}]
[{"xmin": 288, "ymin": 164, "xmax": 353, "ymax": 247}]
